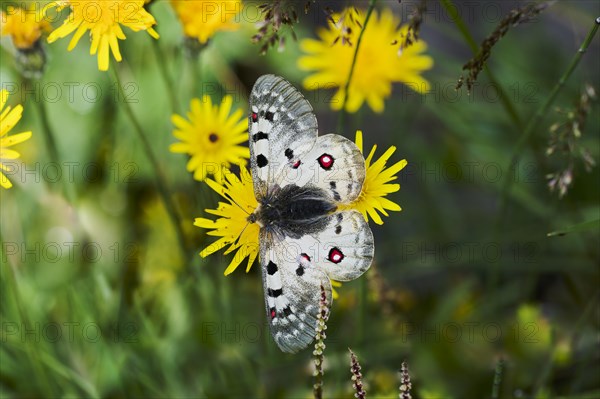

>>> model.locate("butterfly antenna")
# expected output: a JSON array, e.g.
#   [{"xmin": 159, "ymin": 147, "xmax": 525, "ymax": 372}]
[
  {"xmin": 223, "ymin": 191, "xmax": 251, "ymax": 216},
  {"xmin": 232, "ymin": 220, "xmax": 252, "ymax": 246}
]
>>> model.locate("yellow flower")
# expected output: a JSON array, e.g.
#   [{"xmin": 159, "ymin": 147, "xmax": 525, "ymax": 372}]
[
  {"xmin": 1, "ymin": 4, "xmax": 51, "ymax": 49},
  {"xmin": 171, "ymin": 0, "xmax": 241, "ymax": 44},
  {"xmin": 194, "ymin": 165, "xmax": 259, "ymax": 275},
  {"xmin": 298, "ymin": 7, "xmax": 433, "ymax": 113},
  {"xmin": 340, "ymin": 130, "xmax": 407, "ymax": 225},
  {"xmin": 1, "ymin": 90, "xmax": 33, "ymax": 189},
  {"xmin": 331, "ymin": 280, "xmax": 342, "ymax": 300},
  {"xmin": 170, "ymin": 95, "xmax": 249, "ymax": 182},
  {"xmin": 47, "ymin": 0, "xmax": 159, "ymax": 71}
]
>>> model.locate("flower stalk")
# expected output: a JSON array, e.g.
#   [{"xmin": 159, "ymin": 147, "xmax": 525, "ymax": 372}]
[
  {"xmin": 313, "ymin": 285, "xmax": 330, "ymax": 399},
  {"xmin": 338, "ymin": 0, "xmax": 377, "ymax": 133},
  {"xmin": 497, "ymin": 17, "xmax": 600, "ymax": 229},
  {"xmin": 151, "ymin": 39, "xmax": 180, "ymax": 113},
  {"xmin": 349, "ymin": 349, "xmax": 367, "ymax": 399},
  {"xmin": 111, "ymin": 63, "xmax": 188, "ymax": 258}
]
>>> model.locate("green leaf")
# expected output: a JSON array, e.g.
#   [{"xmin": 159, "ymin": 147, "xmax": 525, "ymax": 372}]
[{"xmin": 547, "ymin": 219, "xmax": 600, "ymax": 237}]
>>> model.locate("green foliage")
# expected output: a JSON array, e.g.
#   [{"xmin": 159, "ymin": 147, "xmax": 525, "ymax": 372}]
[{"xmin": 1, "ymin": 1, "xmax": 599, "ymax": 398}]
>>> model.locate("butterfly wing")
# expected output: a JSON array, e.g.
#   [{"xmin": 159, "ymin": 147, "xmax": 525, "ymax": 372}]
[
  {"xmin": 279, "ymin": 134, "xmax": 366, "ymax": 204},
  {"xmin": 249, "ymin": 75, "xmax": 318, "ymax": 200},
  {"xmin": 260, "ymin": 210, "xmax": 373, "ymax": 353},
  {"xmin": 249, "ymin": 75, "xmax": 365, "ymax": 204},
  {"xmin": 260, "ymin": 230, "xmax": 333, "ymax": 353},
  {"xmin": 286, "ymin": 210, "xmax": 374, "ymax": 281}
]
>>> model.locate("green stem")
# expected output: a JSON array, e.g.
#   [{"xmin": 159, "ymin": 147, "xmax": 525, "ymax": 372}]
[
  {"xmin": 151, "ymin": 39, "xmax": 180, "ymax": 114},
  {"xmin": 1, "ymin": 235, "xmax": 56, "ymax": 397},
  {"xmin": 491, "ymin": 358, "xmax": 504, "ymax": 399},
  {"xmin": 34, "ymin": 95, "xmax": 60, "ymax": 170},
  {"xmin": 337, "ymin": 0, "xmax": 378, "ymax": 134},
  {"xmin": 439, "ymin": 0, "xmax": 522, "ymax": 129},
  {"xmin": 111, "ymin": 63, "xmax": 188, "ymax": 259},
  {"xmin": 186, "ymin": 49, "xmax": 203, "ymax": 101},
  {"xmin": 497, "ymin": 17, "xmax": 600, "ymax": 227},
  {"xmin": 29, "ymin": 82, "xmax": 75, "ymax": 202}
]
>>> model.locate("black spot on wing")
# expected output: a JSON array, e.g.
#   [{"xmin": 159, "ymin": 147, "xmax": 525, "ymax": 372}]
[
  {"xmin": 252, "ymin": 132, "xmax": 269, "ymax": 142},
  {"xmin": 267, "ymin": 261, "xmax": 278, "ymax": 275},
  {"xmin": 257, "ymin": 154, "xmax": 268, "ymax": 168},
  {"xmin": 265, "ymin": 111, "xmax": 275, "ymax": 121},
  {"xmin": 285, "ymin": 148, "xmax": 293, "ymax": 160},
  {"xmin": 335, "ymin": 225, "xmax": 342, "ymax": 234},
  {"xmin": 268, "ymin": 288, "xmax": 283, "ymax": 297},
  {"xmin": 296, "ymin": 266, "xmax": 304, "ymax": 276},
  {"xmin": 329, "ymin": 181, "xmax": 341, "ymax": 201}
]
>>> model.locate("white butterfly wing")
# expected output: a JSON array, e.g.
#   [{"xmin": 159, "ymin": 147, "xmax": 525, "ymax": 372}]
[
  {"xmin": 249, "ymin": 75, "xmax": 318, "ymax": 200},
  {"xmin": 289, "ymin": 210, "xmax": 374, "ymax": 281},
  {"xmin": 260, "ymin": 210, "xmax": 373, "ymax": 353},
  {"xmin": 260, "ymin": 231, "xmax": 333, "ymax": 353},
  {"xmin": 279, "ymin": 134, "xmax": 366, "ymax": 204}
]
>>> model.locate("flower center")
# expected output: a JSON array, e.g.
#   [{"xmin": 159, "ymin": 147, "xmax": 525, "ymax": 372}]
[{"xmin": 209, "ymin": 133, "xmax": 219, "ymax": 143}]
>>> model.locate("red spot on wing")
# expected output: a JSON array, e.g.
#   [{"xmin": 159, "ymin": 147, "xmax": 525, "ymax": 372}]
[
  {"xmin": 292, "ymin": 160, "xmax": 301, "ymax": 169},
  {"xmin": 328, "ymin": 247, "xmax": 344, "ymax": 264},
  {"xmin": 251, "ymin": 112, "xmax": 258, "ymax": 122},
  {"xmin": 270, "ymin": 308, "xmax": 276, "ymax": 319},
  {"xmin": 318, "ymin": 153, "xmax": 334, "ymax": 170},
  {"xmin": 301, "ymin": 253, "xmax": 311, "ymax": 261}
]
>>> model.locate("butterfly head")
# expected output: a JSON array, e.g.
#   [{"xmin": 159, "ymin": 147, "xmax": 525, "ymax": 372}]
[{"xmin": 247, "ymin": 204, "xmax": 264, "ymax": 228}]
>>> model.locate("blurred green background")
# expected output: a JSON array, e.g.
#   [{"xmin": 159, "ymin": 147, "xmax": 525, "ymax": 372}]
[{"xmin": 1, "ymin": 0, "xmax": 599, "ymax": 398}]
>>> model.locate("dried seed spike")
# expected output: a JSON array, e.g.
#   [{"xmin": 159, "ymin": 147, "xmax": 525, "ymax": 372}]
[
  {"xmin": 349, "ymin": 349, "xmax": 367, "ymax": 399},
  {"xmin": 457, "ymin": 2, "xmax": 549, "ymax": 90},
  {"xmin": 399, "ymin": 361, "xmax": 412, "ymax": 399},
  {"xmin": 252, "ymin": 0, "xmax": 304, "ymax": 55},
  {"xmin": 313, "ymin": 285, "xmax": 330, "ymax": 399},
  {"xmin": 545, "ymin": 83, "xmax": 597, "ymax": 198}
]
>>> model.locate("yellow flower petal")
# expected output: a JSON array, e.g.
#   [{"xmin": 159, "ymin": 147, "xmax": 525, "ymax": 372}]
[
  {"xmin": 45, "ymin": 0, "xmax": 159, "ymax": 71},
  {"xmin": 341, "ymin": 130, "xmax": 407, "ymax": 224},
  {"xmin": 0, "ymin": 171, "xmax": 13, "ymax": 189},
  {"xmin": 298, "ymin": 7, "xmax": 433, "ymax": 113},
  {"xmin": 2, "ymin": 5, "xmax": 52, "ymax": 49},
  {"xmin": 195, "ymin": 164, "xmax": 260, "ymax": 276},
  {"xmin": 171, "ymin": 0, "xmax": 241, "ymax": 43},
  {"xmin": 0, "ymin": 90, "xmax": 32, "ymax": 190}
]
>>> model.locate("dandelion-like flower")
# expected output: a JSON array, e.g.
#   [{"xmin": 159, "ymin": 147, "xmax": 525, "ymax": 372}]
[
  {"xmin": 1, "ymin": 4, "xmax": 52, "ymax": 77},
  {"xmin": 171, "ymin": 0, "xmax": 241, "ymax": 44},
  {"xmin": 1, "ymin": 5, "xmax": 51, "ymax": 49},
  {"xmin": 298, "ymin": 8, "xmax": 433, "ymax": 113},
  {"xmin": 47, "ymin": 0, "xmax": 159, "ymax": 71},
  {"xmin": 194, "ymin": 165, "xmax": 259, "ymax": 275},
  {"xmin": 339, "ymin": 131, "xmax": 407, "ymax": 225},
  {"xmin": 170, "ymin": 95, "xmax": 249, "ymax": 182},
  {"xmin": 1, "ymin": 90, "xmax": 32, "ymax": 189}
]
